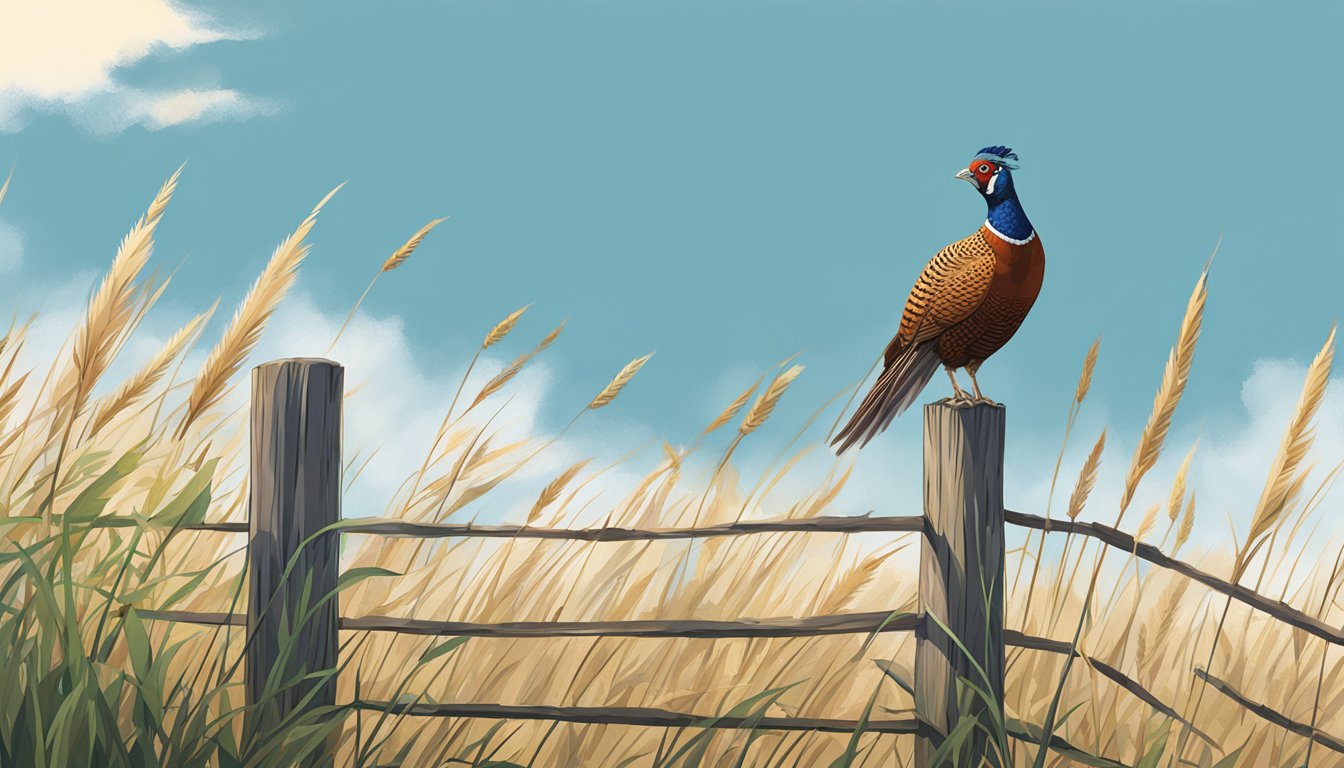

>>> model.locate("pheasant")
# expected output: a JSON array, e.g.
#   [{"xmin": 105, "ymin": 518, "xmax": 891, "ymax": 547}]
[{"xmin": 833, "ymin": 146, "xmax": 1045, "ymax": 453}]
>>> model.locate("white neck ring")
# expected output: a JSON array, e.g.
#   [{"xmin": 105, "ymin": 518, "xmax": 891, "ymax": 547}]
[{"xmin": 985, "ymin": 220, "xmax": 1035, "ymax": 246}]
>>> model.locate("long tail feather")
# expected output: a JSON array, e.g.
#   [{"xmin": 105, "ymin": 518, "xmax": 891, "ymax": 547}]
[{"xmin": 832, "ymin": 343, "xmax": 940, "ymax": 453}]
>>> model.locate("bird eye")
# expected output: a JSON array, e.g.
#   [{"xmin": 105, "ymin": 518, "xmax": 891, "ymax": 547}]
[{"xmin": 978, "ymin": 164, "xmax": 991, "ymax": 174}]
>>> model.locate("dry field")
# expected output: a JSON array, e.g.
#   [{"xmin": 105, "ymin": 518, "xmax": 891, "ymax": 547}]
[{"xmin": 0, "ymin": 172, "xmax": 1340, "ymax": 767}]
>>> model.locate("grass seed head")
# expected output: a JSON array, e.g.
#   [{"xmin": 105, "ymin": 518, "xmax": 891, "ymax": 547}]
[
  {"xmin": 1120, "ymin": 270, "xmax": 1207, "ymax": 518},
  {"xmin": 382, "ymin": 217, "xmax": 449, "ymax": 273},
  {"xmin": 740, "ymin": 364, "xmax": 803, "ymax": 435},
  {"xmin": 484, "ymin": 305, "xmax": 530, "ymax": 349},
  {"xmin": 179, "ymin": 184, "xmax": 340, "ymax": 438},
  {"xmin": 588, "ymin": 353, "xmax": 654, "ymax": 410},
  {"xmin": 1168, "ymin": 441, "xmax": 1198, "ymax": 523},
  {"xmin": 528, "ymin": 460, "xmax": 589, "ymax": 523},
  {"xmin": 1242, "ymin": 325, "xmax": 1336, "ymax": 572},
  {"xmin": 1066, "ymin": 428, "xmax": 1107, "ymax": 520},
  {"xmin": 1175, "ymin": 490, "xmax": 1197, "ymax": 552},
  {"xmin": 704, "ymin": 378, "xmax": 760, "ymax": 436},
  {"xmin": 1075, "ymin": 337, "xmax": 1100, "ymax": 404}
]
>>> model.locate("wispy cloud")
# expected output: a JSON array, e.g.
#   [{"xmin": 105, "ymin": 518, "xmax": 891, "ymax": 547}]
[
  {"xmin": 0, "ymin": 221, "xmax": 24, "ymax": 274},
  {"xmin": 0, "ymin": 0, "xmax": 273, "ymax": 134},
  {"xmin": 1008, "ymin": 357, "xmax": 1344, "ymax": 556}
]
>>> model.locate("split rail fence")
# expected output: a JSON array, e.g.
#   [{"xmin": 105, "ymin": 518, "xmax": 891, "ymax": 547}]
[{"xmin": 136, "ymin": 359, "xmax": 1344, "ymax": 766}]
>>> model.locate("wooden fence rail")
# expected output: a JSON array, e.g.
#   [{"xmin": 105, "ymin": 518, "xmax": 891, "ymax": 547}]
[
  {"xmin": 346, "ymin": 701, "xmax": 1133, "ymax": 767},
  {"xmin": 130, "ymin": 358, "xmax": 1344, "ymax": 767},
  {"xmin": 1192, "ymin": 669, "xmax": 1344, "ymax": 756},
  {"xmin": 356, "ymin": 701, "xmax": 921, "ymax": 735},
  {"xmin": 184, "ymin": 515, "xmax": 925, "ymax": 539},
  {"xmin": 138, "ymin": 608, "xmax": 922, "ymax": 638},
  {"xmin": 176, "ymin": 516, "xmax": 1344, "ymax": 644},
  {"xmin": 1003, "ymin": 511, "xmax": 1344, "ymax": 645}
]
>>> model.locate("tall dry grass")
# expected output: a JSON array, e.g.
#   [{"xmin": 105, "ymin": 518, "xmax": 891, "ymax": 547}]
[{"xmin": 0, "ymin": 172, "xmax": 1341, "ymax": 767}]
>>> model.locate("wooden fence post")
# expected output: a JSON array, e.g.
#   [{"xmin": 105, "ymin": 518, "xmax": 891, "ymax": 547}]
[
  {"xmin": 915, "ymin": 402, "xmax": 1006, "ymax": 766},
  {"xmin": 247, "ymin": 358, "xmax": 343, "ymax": 762}
]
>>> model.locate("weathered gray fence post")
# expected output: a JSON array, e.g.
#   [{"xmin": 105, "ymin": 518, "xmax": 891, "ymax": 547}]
[
  {"xmin": 247, "ymin": 358, "xmax": 343, "ymax": 762},
  {"xmin": 915, "ymin": 402, "xmax": 1006, "ymax": 766}
]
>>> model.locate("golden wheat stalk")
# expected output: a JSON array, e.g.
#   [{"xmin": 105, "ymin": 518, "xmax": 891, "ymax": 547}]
[
  {"xmin": 0, "ymin": 167, "xmax": 11, "ymax": 208},
  {"xmin": 662, "ymin": 442, "xmax": 682, "ymax": 471},
  {"xmin": 470, "ymin": 324, "xmax": 565, "ymax": 409},
  {"xmin": 179, "ymin": 186, "xmax": 340, "ymax": 439},
  {"xmin": 382, "ymin": 217, "xmax": 448, "ymax": 272},
  {"xmin": 1141, "ymin": 578, "xmax": 1191, "ymax": 678},
  {"xmin": 1066, "ymin": 428, "xmax": 1106, "ymax": 520},
  {"xmin": 740, "ymin": 365, "xmax": 803, "ymax": 435},
  {"xmin": 819, "ymin": 551, "xmax": 891, "ymax": 615},
  {"xmin": 1239, "ymin": 325, "xmax": 1336, "ymax": 575},
  {"xmin": 1075, "ymin": 337, "xmax": 1100, "ymax": 404},
  {"xmin": 1119, "ymin": 270, "xmax": 1207, "ymax": 520},
  {"xmin": 89, "ymin": 310, "xmax": 212, "ymax": 436},
  {"xmin": 536, "ymin": 322, "xmax": 563, "ymax": 352},
  {"xmin": 144, "ymin": 164, "xmax": 184, "ymax": 225},
  {"xmin": 54, "ymin": 167, "xmax": 183, "ymax": 420},
  {"xmin": 471, "ymin": 355, "xmax": 529, "ymax": 409},
  {"xmin": 485, "ymin": 305, "xmax": 530, "ymax": 349},
  {"xmin": 588, "ymin": 353, "xmax": 654, "ymax": 410},
  {"xmin": 1017, "ymin": 337, "xmax": 1103, "ymax": 618},
  {"xmin": 327, "ymin": 214, "xmax": 446, "ymax": 354},
  {"xmin": 1175, "ymin": 490, "xmax": 1196, "ymax": 552},
  {"xmin": 527, "ymin": 460, "xmax": 590, "ymax": 523},
  {"xmin": 1167, "ymin": 441, "xmax": 1198, "ymax": 523},
  {"xmin": 0, "ymin": 372, "xmax": 29, "ymax": 429},
  {"xmin": 703, "ymin": 378, "xmax": 761, "ymax": 436},
  {"xmin": 1136, "ymin": 503, "xmax": 1160, "ymax": 542},
  {"xmin": 430, "ymin": 305, "xmax": 539, "ymax": 461}
]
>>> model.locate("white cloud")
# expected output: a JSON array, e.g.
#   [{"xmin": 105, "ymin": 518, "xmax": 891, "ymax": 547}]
[
  {"xmin": 246, "ymin": 292, "xmax": 663, "ymax": 525},
  {"xmin": 0, "ymin": 0, "xmax": 270, "ymax": 134},
  {"xmin": 0, "ymin": 220, "xmax": 24, "ymax": 273},
  {"xmin": 1004, "ymin": 355, "xmax": 1344, "ymax": 573}
]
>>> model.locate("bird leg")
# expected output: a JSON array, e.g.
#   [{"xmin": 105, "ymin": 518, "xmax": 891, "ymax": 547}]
[
  {"xmin": 945, "ymin": 368, "xmax": 969, "ymax": 401},
  {"xmin": 966, "ymin": 367, "xmax": 993, "ymax": 404}
]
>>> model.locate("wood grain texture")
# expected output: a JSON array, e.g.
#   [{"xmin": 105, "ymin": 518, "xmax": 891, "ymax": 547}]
[
  {"xmin": 137, "ymin": 608, "xmax": 919, "ymax": 638},
  {"xmin": 916, "ymin": 402, "xmax": 1006, "ymax": 766},
  {"xmin": 337, "ymin": 610, "xmax": 920, "ymax": 638},
  {"xmin": 246, "ymin": 358, "xmax": 342, "ymax": 763},
  {"xmin": 350, "ymin": 701, "xmax": 1127, "ymax": 765},
  {"xmin": 187, "ymin": 514, "xmax": 923, "ymax": 539},
  {"xmin": 357, "ymin": 700, "xmax": 920, "ymax": 734}
]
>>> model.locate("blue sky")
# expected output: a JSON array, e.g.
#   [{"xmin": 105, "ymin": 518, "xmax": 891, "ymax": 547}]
[{"xmin": 0, "ymin": 0, "xmax": 1340, "ymax": 541}]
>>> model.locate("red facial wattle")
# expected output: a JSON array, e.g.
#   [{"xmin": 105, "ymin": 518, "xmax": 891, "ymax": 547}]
[{"xmin": 969, "ymin": 161, "xmax": 997, "ymax": 189}]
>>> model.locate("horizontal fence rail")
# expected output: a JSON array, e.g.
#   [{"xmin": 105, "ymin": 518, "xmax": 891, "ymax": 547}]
[
  {"xmin": 351, "ymin": 701, "xmax": 1129, "ymax": 767},
  {"xmin": 1005, "ymin": 630, "xmax": 1212, "ymax": 744},
  {"xmin": 176, "ymin": 510, "xmax": 1344, "ymax": 647},
  {"xmin": 355, "ymin": 701, "xmax": 920, "ymax": 734},
  {"xmin": 1193, "ymin": 669, "xmax": 1344, "ymax": 756},
  {"xmin": 183, "ymin": 514, "xmax": 924, "ymax": 539},
  {"xmin": 1005, "ymin": 511, "xmax": 1344, "ymax": 646},
  {"xmin": 136, "ymin": 609, "xmax": 922, "ymax": 638},
  {"xmin": 140, "ymin": 605, "xmax": 1196, "ymax": 741}
]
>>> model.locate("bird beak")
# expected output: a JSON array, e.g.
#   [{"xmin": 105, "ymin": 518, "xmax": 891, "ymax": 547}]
[{"xmin": 955, "ymin": 168, "xmax": 977, "ymax": 187}]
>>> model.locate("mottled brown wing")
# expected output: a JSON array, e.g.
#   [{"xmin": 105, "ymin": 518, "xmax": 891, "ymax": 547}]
[{"xmin": 883, "ymin": 232, "xmax": 997, "ymax": 364}]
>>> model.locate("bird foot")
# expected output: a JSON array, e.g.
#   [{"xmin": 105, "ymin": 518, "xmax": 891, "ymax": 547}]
[
  {"xmin": 936, "ymin": 394, "xmax": 976, "ymax": 406},
  {"xmin": 933, "ymin": 395, "xmax": 1002, "ymax": 409}
]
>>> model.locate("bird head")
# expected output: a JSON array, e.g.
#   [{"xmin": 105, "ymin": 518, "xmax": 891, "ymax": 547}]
[{"xmin": 956, "ymin": 146, "xmax": 1020, "ymax": 202}]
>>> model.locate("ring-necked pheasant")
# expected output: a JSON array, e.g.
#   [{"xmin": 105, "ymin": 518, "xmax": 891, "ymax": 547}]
[{"xmin": 833, "ymin": 146, "xmax": 1045, "ymax": 453}]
